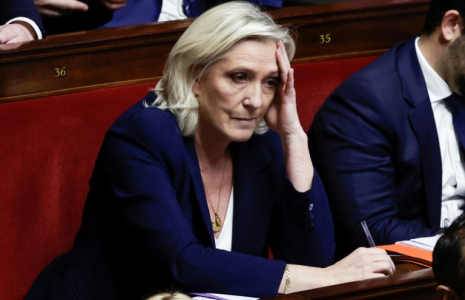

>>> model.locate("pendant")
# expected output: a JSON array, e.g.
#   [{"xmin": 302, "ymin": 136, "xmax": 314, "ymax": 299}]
[{"xmin": 212, "ymin": 213, "xmax": 222, "ymax": 233}]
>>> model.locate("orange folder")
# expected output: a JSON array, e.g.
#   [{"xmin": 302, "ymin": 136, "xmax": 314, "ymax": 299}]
[{"xmin": 377, "ymin": 244, "xmax": 433, "ymax": 267}]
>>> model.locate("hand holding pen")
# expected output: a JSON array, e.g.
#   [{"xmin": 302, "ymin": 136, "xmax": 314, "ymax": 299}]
[{"xmin": 361, "ymin": 220, "xmax": 376, "ymax": 247}]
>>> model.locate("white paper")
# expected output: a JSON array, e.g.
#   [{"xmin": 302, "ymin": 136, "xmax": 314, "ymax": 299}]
[
  {"xmin": 396, "ymin": 235, "xmax": 441, "ymax": 251},
  {"xmin": 192, "ymin": 293, "xmax": 258, "ymax": 300}
]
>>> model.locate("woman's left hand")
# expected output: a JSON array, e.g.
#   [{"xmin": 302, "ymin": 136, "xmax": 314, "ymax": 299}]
[
  {"xmin": 264, "ymin": 41, "xmax": 302, "ymax": 138},
  {"xmin": 265, "ymin": 41, "xmax": 313, "ymax": 192}
]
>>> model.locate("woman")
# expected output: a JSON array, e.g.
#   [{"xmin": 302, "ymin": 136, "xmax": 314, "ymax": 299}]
[{"xmin": 25, "ymin": 2, "xmax": 394, "ymax": 300}]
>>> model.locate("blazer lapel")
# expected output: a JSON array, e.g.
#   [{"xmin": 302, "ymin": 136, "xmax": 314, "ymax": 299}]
[
  {"xmin": 399, "ymin": 39, "xmax": 442, "ymax": 228},
  {"xmin": 453, "ymin": 114, "xmax": 465, "ymax": 151},
  {"xmin": 182, "ymin": 136, "xmax": 216, "ymax": 247},
  {"xmin": 230, "ymin": 136, "xmax": 273, "ymax": 254},
  {"xmin": 182, "ymin": 133, "xmax": 275, "ymax": 251}
]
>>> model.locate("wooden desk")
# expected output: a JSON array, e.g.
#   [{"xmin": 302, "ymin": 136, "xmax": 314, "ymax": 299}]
[
  {"xmin": 264, "ymin": 264, "xmax": 436, "ymax": 300},
  {"xmin": 0, "ymin": 0, "xmax": 429, "ymax": 103}
]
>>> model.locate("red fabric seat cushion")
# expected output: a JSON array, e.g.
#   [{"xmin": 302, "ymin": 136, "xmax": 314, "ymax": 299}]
[{"xmin": 0, "ymin": 82, "xmax": 155, "ymax": 300}]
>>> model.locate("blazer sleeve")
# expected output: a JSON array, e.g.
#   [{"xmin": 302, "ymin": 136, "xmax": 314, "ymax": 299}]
[
  {"xmin": 1, "ymin": 0, "xmax": 45, "ymax": 37},
  {"xmin": 270, "ymin": 170, "xmax": 336, "ymax": 268},
  {"xmin": 249, "ymin": 130, "xmax": 335, "ymax": 268},
  {"xmin": 99, "ymin": 105, "xmax": 286, "ymax": 297},
  {"xmin": 309, "ymin": 79, "xmax": 436, "ymax": 258}
]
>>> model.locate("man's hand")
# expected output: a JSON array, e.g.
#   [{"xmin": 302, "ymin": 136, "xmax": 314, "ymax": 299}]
[
  {"xmin": 34, "ymin": 0, "xmax": 88, "ymax": 17},
  {"xmin": 0, "ymin": 22, "xmax": 36, "ymax": 44}
]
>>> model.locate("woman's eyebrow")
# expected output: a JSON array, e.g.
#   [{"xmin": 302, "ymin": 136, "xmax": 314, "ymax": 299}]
[{"xmin": 226, "ymin": 67, "xmax": 279, "ymax": 75}]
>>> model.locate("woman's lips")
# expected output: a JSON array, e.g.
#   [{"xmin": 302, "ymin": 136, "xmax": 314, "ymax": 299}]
[
  {"xmin": 231, "ymin": 117, "xmax": 258, "ymax": 127},
  {"xmin": 234, "ymin": 117, "xmax": 256, "ymax": 121}
]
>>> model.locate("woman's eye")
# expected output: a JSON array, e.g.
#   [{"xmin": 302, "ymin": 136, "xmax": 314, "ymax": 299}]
[
  {"xmin": 265, "ymin": 78, "xmax": 278, "ymax": 88},
  {"xmin": 232, "ymin": 73, "xmax": 246, "ymax": 83}
]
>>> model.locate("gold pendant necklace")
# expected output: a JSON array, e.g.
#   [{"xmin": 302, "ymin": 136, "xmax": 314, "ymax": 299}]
[
  {"xmin": 212, "ymin": 213, "xmax": 222, "ymax": 233},
  {"xmin": 201, "ymin": 154, "xmax": 228, "ymax": 233}
]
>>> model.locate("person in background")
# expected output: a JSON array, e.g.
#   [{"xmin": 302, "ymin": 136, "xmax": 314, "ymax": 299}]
[
  {"xmin": 97, "ymin": 0, "xmax": 287, "ymax": 28},
  {"xmin": 309, "ymin": 0, "xmax": 465, "ymax": 260},
  {"xmin": 34, "ymin": 0, "xmax": 293, "ymax": 35},
  {"xmin": 32, "ymin": 0, "xmax": 113, "ymax": 34},
  {"xmin": 0, "ymin": 0, "xmax": 45, "ymax": 44},
  {"xmin": 433, "ymin": 213, "xmax": 465, "ymax": 300},
  {"xmin": 25, "ymin": 2, "xmax": 394, "ymax": 300}
]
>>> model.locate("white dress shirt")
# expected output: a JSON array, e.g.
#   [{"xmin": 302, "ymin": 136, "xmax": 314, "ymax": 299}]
[
  {"xmin": 158, "ymin": 0, "xmax": 187, "ymax": 22},
  {"xmin": 415, "ymin": 37, "xmax": 465, "ymax": 228},
  {"xmin": 6, "ymin": 17, "xmax": 42, "ymax": 40},
  {"xmin": 215, "ymin": 188, "xmax": 233, "ymax": 251}
]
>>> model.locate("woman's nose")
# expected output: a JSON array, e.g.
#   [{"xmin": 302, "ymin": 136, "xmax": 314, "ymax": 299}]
[{"xmin": 243, "ymin": 83, "xmax": 262, "ymax": 108}]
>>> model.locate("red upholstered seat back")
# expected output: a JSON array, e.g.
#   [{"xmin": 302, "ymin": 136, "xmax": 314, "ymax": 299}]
[
  {"xmin": 1, "ymin": 55, "xmax": 377, "ymax": 300},
  {"xmin": 0, "ymin": 83, "xmax": 155, "ymax": 300},
  {"xmin": 293, "ymin": 56, "xmax": 378, "ymax": 132}
]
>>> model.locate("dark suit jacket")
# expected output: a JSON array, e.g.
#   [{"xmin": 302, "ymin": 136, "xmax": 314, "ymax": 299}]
[
  {"xmin": 101, "ymin": 0, "xmax": 286, "ymax": 30},
  {"xmin": 26, "ymin": 93, "xmax": 335, "ymax": 300},
  {"xmin": 309, "ymin": 38, "xmax": 465, "ymax": 259},
  {"xmin": 185, "ymin": 0, "xmax": 285, "ymax": 17},
  {"xmin": 1, "ymin": 0, "xmax": 45, "ymax": 37},
  {"xmin": 41, "ymin": 0, "xmax": 112, "ymax": 35}
]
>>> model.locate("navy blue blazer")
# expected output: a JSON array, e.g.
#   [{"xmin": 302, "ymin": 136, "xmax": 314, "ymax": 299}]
[
  {"xmin": 26, "ymin": 94, "xmax": 335, "ymax": 300},
  {"xmin": 184, "ymin": 0, "xmax": 284, "ymax": 17},
  {"xmin": 41, "ymin": 0, "xmax": 112, "ymax": 35},
  {"xmin": 1, "ymin": 0, "xmax": 45, "ymax": 37},
  {"xmin": 309, "ymin": 38, "xmax": 465, "ymax": 259},
  {"xmin": 100, "ymin": 0, "xmax": 285, "ymax": 30}
]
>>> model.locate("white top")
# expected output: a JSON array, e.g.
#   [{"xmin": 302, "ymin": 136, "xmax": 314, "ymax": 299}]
[
  {"xmin": 215, "ymin": 188, "xmax": 234, "ymax": 251},
  {"xmin": 415, "ymin": 37, "xmax": 465, "ymax": 228},
  {"xmin": 158, "ymin": 0, "xmax": 187, "ymax": 22},
  {"xmin": 6, "ymin": 17, "xmax": 42, "ymax": 40}
]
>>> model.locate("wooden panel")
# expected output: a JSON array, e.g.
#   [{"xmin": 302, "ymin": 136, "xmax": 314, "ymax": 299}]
[
  {"xmin": 274, "ymin": 0, "xmax": 429, "ymax": 62},
  {"xmin": 0, "ymin": 0, "xmax": 429, "ymax": 103},
  {"xmin": 0, "ymin": 21, "xmax": 191, "ymax": 102},
  {"xmin": 263, "ymin": 264, "xmax": 436, "ymax": 300}
]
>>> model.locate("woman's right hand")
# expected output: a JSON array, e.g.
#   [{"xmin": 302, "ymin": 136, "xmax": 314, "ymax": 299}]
[
  {"xmin": 326, "ymin": 247, "xmax": 395, "ymax": 285},
  {"xmin": 280, "ymin": 248, "xmax": 395, "ymax": 294}
]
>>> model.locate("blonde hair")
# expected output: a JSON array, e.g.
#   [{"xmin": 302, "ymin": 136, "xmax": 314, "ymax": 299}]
[{"xmin": 149, "ymin": 1, "xmax": 296, "ymax": 136}]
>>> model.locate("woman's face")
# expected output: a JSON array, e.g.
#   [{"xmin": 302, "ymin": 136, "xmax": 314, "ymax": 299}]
[{"xmin": 193, "ymin": 39, "xmax": 279, "ymax": 143}]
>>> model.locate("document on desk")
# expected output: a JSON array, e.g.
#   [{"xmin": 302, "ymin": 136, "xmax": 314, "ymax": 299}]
[
  {"xmin": 396, "ymin": 235, "xmax": 440, "ymax": 251},
  {"xmin": 377, "ymin": 235, "xmax": 441, "ymax": 267},
  {"xmin": 191, "ymin": 293, "xmax": 258, "ymax": 300}
]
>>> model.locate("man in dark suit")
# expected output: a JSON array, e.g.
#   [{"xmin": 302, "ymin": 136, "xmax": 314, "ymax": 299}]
[
  {"xmin": 0, "ymin": 0, "xmax": 45, "ymax": 44},
  {"xmin": 309, "ymin": 0, "xmax": 465, "ymax": 259},
  {"xmin": 33, "ymin": 0, "xmax": 289, "ymax": 34},
  {"xmin": 32, "ymin": 0, "xmax": 113, "ymax": 35}
]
